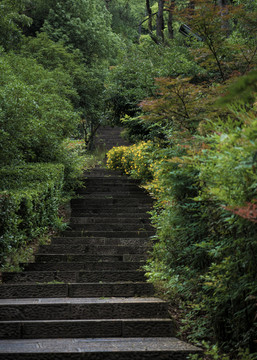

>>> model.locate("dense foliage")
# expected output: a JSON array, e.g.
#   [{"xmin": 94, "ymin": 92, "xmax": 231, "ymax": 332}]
[
  {"xmin": 1, "ymin": 0, "xmax": 257, "ymax": 358},
  {"xmin": 0, "ymin": 163, "xmax": 64, "ymax": 266},
  {"xmin": 0, "ymin": 0, "xmax": 119, "ymax": 268},
  {"xmin": 106, "ymin": 1, "xmax": 257, "ymax": 358}
]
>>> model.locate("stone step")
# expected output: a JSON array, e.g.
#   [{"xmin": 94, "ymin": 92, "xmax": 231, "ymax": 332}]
[
  {"xmin": 76, "ymin": 193, "xmax": 150, "ymax": 199},
  {"xmin": 51, "ymin": 237, "xmax": 151, "ymax": 246},
  {"xmin": 83, "ymin": 177, "xmax": 140, "ymax": 185},
  {"xmin": 75, "ymin": 193, "xmax": 151, "ymax": 200},
  {"xmin": 67, "ymin": 224, "xmax": 154, "ymax": 232},
  {"xmin": 83, "ymin": 169, "xmax": 123, "ymax": 175},
  {"xmin": 2, "ymin": 271, "xmax": 146, "ymax": 284},
  {"xmin": 61, "ymin": 231, "xmax": 155, "ymax": 238},
  {"xmin": 71, "ymin": 201, "xmax": 153, "ymax": 209},
  {"xmin": 0, "ymin": 319, "xmax": 174, "ymax": 339},
  {"xmin": 71, "ymin": 206, "xmax": 152, "ymax": 213},
  {"xmin": 71, "ymin": 197, "xmax": 152, "ymax": 203},
  {"xmin": 69, "ymin": 217, "xmax": 151, "ymax": 224},
  {"xmin": 0, "ymin": 282, "xmax": 154, "ymax": 298},
  {"xmin": 94, "ymin": 140, "xmax": 129, "ymax": 144},
  {"xmin": 0, "ymin": 297, "xmax": 168, "ymax": 321},
  {"xmin": 0, "ymin": 337, "xmax": 202, "ymax": 360},
  {"xmin": 77, "ymin": 184, "xmax": 146, "ymax": 191},
  {"xmin": 71, "ymin": 209, "xmax": 151, "ymax": 217},
  {"xmin": 76, "ymin": 187, "xmax": 148, "ymax": 194},
  {"xmin": 34, "ymin": 254, "xmax": 146, "ymax": 263},
  {"xmin": 38, "ymin": 244, "xmax": 149, "ymax": 255},
  {"xmin": 21, "ymin": 261, "xmax": 143, "ymax": 272}
]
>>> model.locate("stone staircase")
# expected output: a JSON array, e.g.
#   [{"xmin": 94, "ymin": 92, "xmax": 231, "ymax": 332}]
[
  {"xmin": 0, "ymin": 127, "xmax": 201, "ymax": 359},
  {"xmin": 93, "ymin": 126, "xmax": 130, "ymax": 151}
]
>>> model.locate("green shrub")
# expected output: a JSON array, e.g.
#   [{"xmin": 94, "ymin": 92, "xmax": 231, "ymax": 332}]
[
  {"xmin": 0, "ymin": 163, "xmax": 64, "ymax": 268},
  {"xmin": 0, "ymin": 163, "xmax": 64, "ymax": 190},
  {"xmin": 106, "ymin": 140, "xmax": 158, "ymax": 181},
  {"xmin": 108, "ymin": 139, "xmax": 257, "ymax": 353},
  {"xmin": 0, "ymin": 51, "xmax": 79, "ymax": 166}
]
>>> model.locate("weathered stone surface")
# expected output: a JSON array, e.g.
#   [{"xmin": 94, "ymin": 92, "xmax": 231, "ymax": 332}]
[
  {"xmin": 71, "ymin": 209, "xmax": 150, "ymax": 216},
  {"xmin": 2, "ymin": 271, "xmax": 77, "ymax": 284},
  {"xmin": 22, "ymin": 320, "xmax": 123, "ymax": 339},
  {"xmin": 0, "ymin": 319, "xmax": 174, "ymax": 339},
  {"xmin": 0, "ymin": 284, "xmax": 68, "ymax": 299},
  {"xmin": 76, "ymin": 270, "xmax": 146, "ymax": 283},
  {"xmin": 51, "ymin": 237, "xmax": 151, "ymax": 247},
  {"xmin": 22, "ymin": 261, "xmax": 143, "ymax": 272},
  {"xmin": 71, "ymin": 199, "xmax": 153, "ymax": 207},
  {"xmin": 70, "ymin": 217, "xmax": 150, "ymax": 224},
  {"xmin": 123, "ymin": 254, "xmax": 148, "ymax": 262},
  {"xmin": 0, "ymin": 303, "xmax": 69, "ymax": 321},
  {"xmin": 68, "ymin": 224, "xmax": 154, "ymax": 232},
  {"xmin": 69, "ymin": 282, "xmax": 154, "ymax": 297},
  {"xmin": 62, "ymin": 231, "xmax": 155, "ymax": 238},
  {"xmin": 38, "ymin": 245, "xmax": 149, "ymax": 255},
  {"xmin": 0, "ymin": 298, "xmax": 168, "ymax": 321},
  {"xmin": 122, "ymin": 319, "xmax": 174, "ymax": 337},
  {"xmin": 35, "ymin": 254, "xmax": 123, "ymax": 263},
  {"xmin": 0, "ymin": 322, "xmax": 21, "ymax": 339},
  {"xmin": 0, "ymin": 337, "xmax": 202, "ymax": 359}
]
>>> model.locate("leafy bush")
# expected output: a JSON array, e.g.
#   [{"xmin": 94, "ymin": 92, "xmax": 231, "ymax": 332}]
[
  {"xmin": 105, "ymin": 42, "xmax": 201, "ymax": 125},
  {"xmin": 107, "ymin": 130, "xmax": 257, "ymax": 353},
  {"xmin": 0, "ymin": 163, "xmax": 64, "ymax": 191},
  {"xmin": 42, "ymin": 0, "xmax": 120, "ymax": 65},
  {"xmin": 0, "ymin": 163, "xmax": 64, "ymax": 268},
  {"xmin": 107, "ymin": 141, "xmax": 157, "ymax": 181},
  {"xmin": 0, "ymin": 51, "xmax": 79, "ymax": 166},
  {"xmin": 58, "ymin": 139, "xmax": 87, "ymax": 191}
]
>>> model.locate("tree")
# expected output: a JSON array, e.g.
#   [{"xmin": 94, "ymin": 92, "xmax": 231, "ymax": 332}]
[
  {"xmin": 107, "ymin": 0, "xmax": 146, "ymax": 41},
  {"xmin": 0, "ymin": 0, "xmax": 32, "ymax": 50},
  {"xmin": 41, "ymin": 0, "xmax": 120, "ymax": 65},
  {"xmin": 0, "ymin": 52, "xmax": 79, "ymax": 165},
  {"xmin": 175, "ymin": 0, "xmax": 245, "ymax": 81},
  {"xmin": 156, "ymin": 0, "xmax": 165, "ymax": 41}
]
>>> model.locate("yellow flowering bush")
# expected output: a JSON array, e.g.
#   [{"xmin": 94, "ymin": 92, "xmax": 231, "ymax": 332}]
[{"xmin": 107, "ymin": 141, "xmax": 155, "ymax": 181}]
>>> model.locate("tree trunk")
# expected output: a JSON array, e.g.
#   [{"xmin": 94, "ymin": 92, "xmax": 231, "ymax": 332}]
[
  {"xmin": 145, "ymin": 0, "xmax": 153, "ymax": 32},
  {"xmin": 167, "ymin": 1, "xmax": 174, "ymax": 39},
  {"xmin": 156, "ymin": 0, "xmax": 164, "ymax": 41}
]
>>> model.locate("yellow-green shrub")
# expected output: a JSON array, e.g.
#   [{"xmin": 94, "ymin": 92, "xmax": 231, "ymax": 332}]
[{"xmin": 107, "ymin": 141, "xmax": 155, "ymax": 181}]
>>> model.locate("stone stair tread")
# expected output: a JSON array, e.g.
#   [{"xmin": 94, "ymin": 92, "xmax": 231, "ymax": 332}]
[
  {"xmin": 0, "ymin": 319, "xmax": 174, "ymax": 339},
  {"xmin": 34, "ymin": 254, "xmax": 146, "ymax": 262},
  {"xmin": 51, "ymin": 238, "xmax": 152, "ymax": 246},
  {"xmin": 2, "ymin": 270, "xmax": 147, "ymax": 285},
  {"xmin": 0, "ymin": 297, "xmax": 165, "ymax": 305},
  {"xmin": 76, "ymin": 191, "xmax": 148, "ymax": 195},
  {"xmin": 1, "ymin": 318, "xmax": 172, "ymax": 323},
  {"xmin": 0, "ymin": 282, "xmax": 155, "ymax": 298},
  {"xmin": 72, "ymin": 209, "xmax": 151, "ymax": 212},
  {"xmin": 61, "ymin": 231, "xmax": 155, "ymax": 238},
  {"xmin": 0, "ymin": 297, "xmax": 168, "ymax": 321},
  {"xmin": 22, "ymin": 262, "xmax": 144, "ymax": 271},
  {"xmin": 38, "ymin": 245, "xmax": 150, "ymax": 254},
  {"xmin": 0, "ymin": 337, "xmax": 202, "ymax": 355},
  {"xmin": 67, "ymin": 226, "xmax": 154, "ymax": 232},
  {"xmin": 69, "ymin": 217, "xmax": 150, "ymax": 222}
]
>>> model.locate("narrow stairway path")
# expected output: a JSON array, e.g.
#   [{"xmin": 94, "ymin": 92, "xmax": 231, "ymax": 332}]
[{"xmin": 0, "ymin": 126, "xmax": 201, "ymax": 359}]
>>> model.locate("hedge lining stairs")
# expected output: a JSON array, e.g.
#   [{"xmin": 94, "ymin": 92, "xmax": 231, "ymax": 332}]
[{"xmin": 0, "ymin": 126, "xmax": 201, "ymax": 359}]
